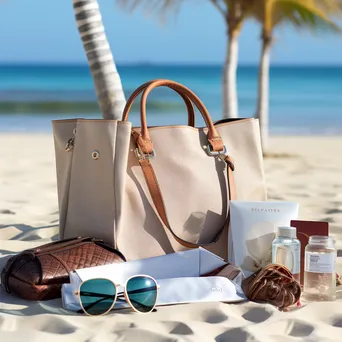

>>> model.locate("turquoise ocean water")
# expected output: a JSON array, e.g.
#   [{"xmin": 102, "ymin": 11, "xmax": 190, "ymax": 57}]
[{"xmin": 0, "ymin": 64, "xmax": 341, "ymax": 134}]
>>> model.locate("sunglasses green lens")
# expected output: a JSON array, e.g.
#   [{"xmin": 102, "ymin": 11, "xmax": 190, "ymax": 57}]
[
  {"xmin": 126, "ymin": 276, "xmax": 157, "ymax": 313},
  {"xmin": 79, "ymin": 279, "xmax": 116, "ymax": 315}
]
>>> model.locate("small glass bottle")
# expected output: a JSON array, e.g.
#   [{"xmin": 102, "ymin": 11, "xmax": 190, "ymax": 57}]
[
  {"xmin": 272, "ymin": 226, "xmax": 301, "ymax": 282},
  {"xmin": 303, "ymin": 236, "xmax": 336, "ymax": 302}
]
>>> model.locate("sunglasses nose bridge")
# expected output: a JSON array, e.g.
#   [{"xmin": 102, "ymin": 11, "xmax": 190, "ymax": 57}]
[{"xmin": 123, "ymin": 290, "xmax": 131, "ymax": 309}]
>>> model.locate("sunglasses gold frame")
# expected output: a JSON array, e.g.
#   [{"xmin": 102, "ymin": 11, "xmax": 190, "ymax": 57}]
[{"xmin": 74, "ymin": 274, "xmax": 159, "ymax": 316}]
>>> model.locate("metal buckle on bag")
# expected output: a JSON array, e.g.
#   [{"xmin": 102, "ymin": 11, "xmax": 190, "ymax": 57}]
[
  {"xmin": 134, "ymin": 147, "xmax": 156, "ymax": 160},
  {"xmin": 207, "ymin": 144, "xmax": 227, "ymax": 156}
]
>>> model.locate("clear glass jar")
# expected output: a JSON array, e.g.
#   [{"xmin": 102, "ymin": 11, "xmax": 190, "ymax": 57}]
[{"xmin": 303, "ymin": 236, "xmax": 336, "ymax": 301}]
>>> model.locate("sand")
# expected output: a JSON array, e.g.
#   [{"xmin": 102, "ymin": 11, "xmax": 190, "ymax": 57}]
[{"xmin": 1, "ymin": 133, "xmax": 342, "ymax": 341}]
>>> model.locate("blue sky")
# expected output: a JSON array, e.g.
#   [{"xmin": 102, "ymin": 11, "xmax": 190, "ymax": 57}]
[{"xmin": 0, "ymin": 0, "xmax": 341, "ymax": 65}]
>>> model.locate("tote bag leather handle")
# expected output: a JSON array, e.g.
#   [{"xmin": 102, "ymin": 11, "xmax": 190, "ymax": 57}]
[
  {"xmin": 122, "ymin": 80, "xmax": 196, "ymax": 127},
  {"xmin": 122, "ymin": 79, "xmax": 225, "ymax": 154}
]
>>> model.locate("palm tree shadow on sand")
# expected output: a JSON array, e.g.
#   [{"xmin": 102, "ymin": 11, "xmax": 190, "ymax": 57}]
[
  {"xmin": 0, "ymin": 224, "xmax": 59, "ymax": 242},
  {"xmin": 0, "ymin": 223, "xmax": 59, "ymax": 258}
]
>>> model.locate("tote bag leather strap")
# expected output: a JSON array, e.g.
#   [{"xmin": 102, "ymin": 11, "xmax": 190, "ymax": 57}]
[
  {"xmin": 123, "ymin": 79, "xmax": 225, "ymax": 155},
  {"xmin": 122, "ymin": 80, "xmax": 196, "ymax": 127},
  {"xmin": 139, "ymin": 157, "xmax": 236, "ymax": 248}
]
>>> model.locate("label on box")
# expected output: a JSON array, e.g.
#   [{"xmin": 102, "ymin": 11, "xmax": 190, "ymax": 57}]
[{"xmin": 304, "ymin": 252, "xmax": 336, "ymax": 273}]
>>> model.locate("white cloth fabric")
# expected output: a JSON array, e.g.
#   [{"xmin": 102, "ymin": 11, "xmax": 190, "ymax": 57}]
[{"xmin": 62, "ymin": 248, "xmax": 246, "ymax": 311}]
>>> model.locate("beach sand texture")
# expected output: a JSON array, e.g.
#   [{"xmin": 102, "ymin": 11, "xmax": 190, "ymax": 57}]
[{"xmin": 0, "ymin": 133, "xmax": 342, "ymax": 341}]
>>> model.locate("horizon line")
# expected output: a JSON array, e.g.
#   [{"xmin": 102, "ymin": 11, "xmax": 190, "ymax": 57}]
[{"xmin": 1, "ymin": 62, "xmax": 342, "ymax": 67}]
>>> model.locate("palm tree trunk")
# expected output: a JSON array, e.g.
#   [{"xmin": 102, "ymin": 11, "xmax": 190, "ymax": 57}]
[
  {"xmin": 73, "ymin": 0, "xmax": 126, "ymax": 120},
  {"xmin": 256, "ymin": 36, "xmax": 272, "ymax": 152},
  {"xmin": 223, "ymin": 31, "xmax": 239, "ymax": 119}
]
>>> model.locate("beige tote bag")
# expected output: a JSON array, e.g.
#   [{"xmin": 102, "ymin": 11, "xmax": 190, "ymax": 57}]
[{"xmin": 53, "ymin": 79, "xmax": 267, "ymax": 261}]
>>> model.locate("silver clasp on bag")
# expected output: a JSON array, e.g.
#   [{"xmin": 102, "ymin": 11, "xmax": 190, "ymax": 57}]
[
  {"xmin": 65, "ymin": 129, "xmax": 76, "ymax": 152},
  {"xmin": 206, "ymin": 144, "xmax": 227, "ymax": 156},
  {"xmin": 134, "ymin": 146, "xmax": 156, "ymax": 160}
]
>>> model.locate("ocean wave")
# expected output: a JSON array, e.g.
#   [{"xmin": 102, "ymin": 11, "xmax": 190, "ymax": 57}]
[{"xmin": 0, "ymin": 100, "xmax": 187, "ymax": 114}]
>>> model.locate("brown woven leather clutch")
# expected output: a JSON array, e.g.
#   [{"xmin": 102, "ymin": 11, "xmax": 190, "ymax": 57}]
[
  {"xmin": 1, "ymin": 237, "xmax": 125, "ymax": 301},
  {"xmin": 242, "ymin": 264, "xmax": 301, "ymax": 310}
]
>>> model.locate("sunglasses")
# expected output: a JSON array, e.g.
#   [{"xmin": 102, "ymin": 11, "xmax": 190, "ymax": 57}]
[{"xmin": 74, "ymin": 275, "xmax": 159, "ymax": 316}]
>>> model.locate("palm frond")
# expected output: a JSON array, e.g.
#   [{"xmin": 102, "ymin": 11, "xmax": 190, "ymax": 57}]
[
  {"xmin": 253, "ymin": 0, "xmax": 341, "ymax": 32},
  {"xmin": 313, "ymin": 0, "xmax": 342, "ymax": 17},
  {"xmin": 210, "ymin": 0, "xmax": 227, "ymax": 16},
  {"xmin": 277, "ymin": 0, "xmax": 341, "ymax": 31}
]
